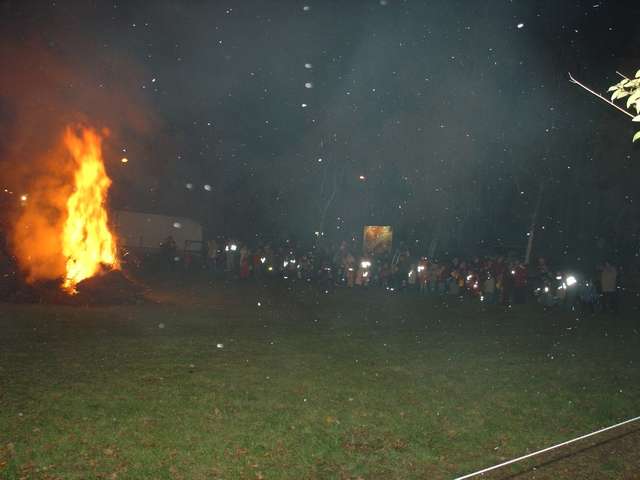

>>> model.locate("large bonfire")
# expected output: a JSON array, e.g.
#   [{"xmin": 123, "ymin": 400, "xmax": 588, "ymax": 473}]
[
  {"xmin": 13, "ymin": 125, "xmax": 119, "ymax": 294},
  {"xmin": 61, "ymin": 126, "xmax": 119, "ymax": 292}
]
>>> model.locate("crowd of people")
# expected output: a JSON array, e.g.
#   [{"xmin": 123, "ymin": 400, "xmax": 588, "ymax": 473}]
[
  {"xmin": 0, "ymin": 226, "xmax": 624, "ymax": 313},
  {"xmin": 154, "ymin": 236, "xmax": 621, "ymax": 313}
]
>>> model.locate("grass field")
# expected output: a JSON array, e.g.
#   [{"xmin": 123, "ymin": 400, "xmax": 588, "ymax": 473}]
[{"xmin": 1, "ymin": 275, "xmax": 640, "ymax": 479}]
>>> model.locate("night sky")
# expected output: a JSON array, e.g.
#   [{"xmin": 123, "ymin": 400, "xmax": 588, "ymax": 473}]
[{"xmin": 1, "ymin": 0, "xmax": 639, "ymax": 266}]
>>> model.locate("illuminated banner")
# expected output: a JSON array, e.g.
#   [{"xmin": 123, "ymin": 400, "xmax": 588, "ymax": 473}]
[{"xmin": 363, "ymin": 226, "xmax": 393, "ymax": 256}]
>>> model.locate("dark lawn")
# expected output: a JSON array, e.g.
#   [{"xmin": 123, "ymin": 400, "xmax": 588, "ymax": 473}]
[{"xmin": 1, "ymin": 276, "xmax": 639, "ymax": 479}]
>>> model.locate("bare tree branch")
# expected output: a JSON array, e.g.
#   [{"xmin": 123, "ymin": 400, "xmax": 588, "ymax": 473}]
[
  {"xmin": 568, "ymin": 72, "xmax": 634, "ymax": 119},
  {"xmin": 318, "ymin": 168, "xmax": 339, "ymax": 233}
]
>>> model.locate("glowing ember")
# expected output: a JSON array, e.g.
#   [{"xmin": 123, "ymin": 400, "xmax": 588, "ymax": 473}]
[{"xmin": 61, "ymin": 126, "xmax": 119, "ymax": 292}]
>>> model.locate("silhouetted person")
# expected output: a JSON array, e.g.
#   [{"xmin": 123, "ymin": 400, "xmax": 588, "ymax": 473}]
[
  {"xmin": 513, "ymin": 262, "xmax": 528, "ymax": 304},
  {"xmin": 161, "ymin": 235, "xmax": 177, "ymax": 270}
]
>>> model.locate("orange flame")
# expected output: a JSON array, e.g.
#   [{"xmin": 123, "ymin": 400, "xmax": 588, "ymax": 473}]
[{"xmin": 61, "ymin": 126, "xmax": 119, "ymax": 292}]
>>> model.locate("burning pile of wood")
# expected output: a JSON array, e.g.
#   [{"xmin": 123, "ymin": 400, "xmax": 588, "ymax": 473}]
[
  {"xmin": 6, "ymin": 124, "xmax": 145, "ymax": 305},
  {"xmin": 8, "ymin": 269, "xmax": 149, "ymax": 305}
]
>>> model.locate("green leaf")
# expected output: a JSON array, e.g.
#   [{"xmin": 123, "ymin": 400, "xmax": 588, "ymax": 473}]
[
  {"xmin": 612, "ymin": 89, "xmax": 630, "ymax": 101},
  {"xmin": 610, "ymin": 80, "xmax": 628, "ymax": 92},
  {"xmin": 633, "ymin": 130, "xmax": 640, "ymax": 142},
  {"xmin": 627, "ymin": 90, "xmax": 640, "ymax": 108}
]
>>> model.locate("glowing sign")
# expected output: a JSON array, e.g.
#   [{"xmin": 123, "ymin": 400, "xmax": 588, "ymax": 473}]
[{"xmin": 363, "ymin": 226, "xmax": 392, "ymax": 256}]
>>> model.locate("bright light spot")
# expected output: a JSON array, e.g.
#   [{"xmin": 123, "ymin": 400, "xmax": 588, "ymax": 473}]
[
  {"xmin": 20, "ymin": 194, "xmax": 28, "ymax": 202},
  {"xmin": 361, "ymin": 261, "xmax": 371, "ymax": 268},
  {"xmin": 358, "ymin": 175, "xmax": 366, "ymax": 180},
  {"xmin": 260, "ymin": 257, "xmax": 266, "ymax": 264},
  {"xmin": 216, "ymin": 343, "xmax": 224, "ymax": 349},
  {"xmin": 304, "ymin": 63, "xmax": 312, "ymax": 69},
  {"xmin": 172, "ymin": 222, "xmax": 182, "ymax": 229},
  {"xmin": 185, "ymin": 182, "xmax": 193, "ymax": 190},
  {"xmin": 566, "ymin": 275, "xmax": 577, "ymax": 286},
  {"xmin": 517, "ymin": 23, "xmax": 524, "ymax": 29},
  {"xmin": 121, "ymin": 157, "xmax": 128, "ymax": 164},
  {"xmin": 301, "ymin": 103, "xmax": 308, "ymax": 108},
  {"xmin": 317, "ymin": 157, "xmax": 323, "ymax": 163},
  {"xmin": 230, "ymin": 244, "xmax": 237, "ymax": 251},
  {"xmin": 305, "ymin": 82, "xmax": 313, "ymax": 89},
  {"xmin": 203, "ymin": 184, "xmax": 212, "ymax": 191},
  {"xmin": 303, "ymin": 5, "xmax": 310, "ymax": 11}
]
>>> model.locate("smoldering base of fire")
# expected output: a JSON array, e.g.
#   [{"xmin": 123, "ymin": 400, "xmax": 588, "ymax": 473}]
[{"xmin": 453, "ymin": 414, "xmax": 640, "ymax": 480}]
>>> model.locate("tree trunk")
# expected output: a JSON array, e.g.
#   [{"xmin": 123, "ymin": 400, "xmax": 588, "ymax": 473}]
[{"xmin": 524, "ymin": 183, "xmax": 544, "ymax": 265}]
